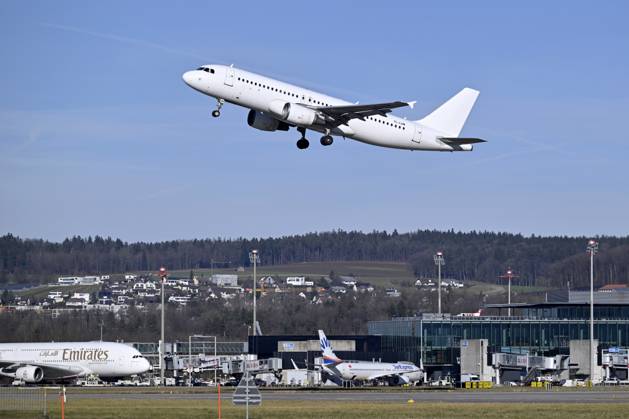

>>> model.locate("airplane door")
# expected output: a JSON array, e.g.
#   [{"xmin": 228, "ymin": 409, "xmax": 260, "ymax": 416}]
[
  {"xmin": 412, "ymin": 125, "xmax": 422, "ymax": 143},
  {"xmin": 224, "ymin": 67, "xmax": 235, "ymax": 86}
]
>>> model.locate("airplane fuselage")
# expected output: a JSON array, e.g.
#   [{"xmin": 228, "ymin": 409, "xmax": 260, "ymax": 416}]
[
  {"xmin": 325, "ymin": 360, "xmax": 421, "ymax": 383},
  {"xmin": 183, "ymin": 65, "xmax": 472, "ymax": 151},
  {"xmin": 0, "ymin": 341, "xmax": 150, "ymax": 382}
]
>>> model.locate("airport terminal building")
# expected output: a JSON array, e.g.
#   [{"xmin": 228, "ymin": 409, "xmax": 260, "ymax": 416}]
[
  {"xmin": 250, "ymin": 291, "xmax": 629, "ymax": 381},
  {"xmin": 368, "ymin": 292, "xmax": 629, "ymax": 378}
]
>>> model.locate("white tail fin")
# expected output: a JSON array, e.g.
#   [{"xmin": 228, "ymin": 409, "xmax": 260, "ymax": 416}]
[
  {"xmin": 418, "ymin": 88, "xmax": 479, "ymax": 137},
  {"xmin": 318, "ymin": 330, "xmax": 342, "ymax": 366}
]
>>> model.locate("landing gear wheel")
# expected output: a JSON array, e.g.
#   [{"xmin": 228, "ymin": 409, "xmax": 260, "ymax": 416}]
[
  {"xmin": 211, "ymin": 110, "xmax": 221, "ymax": 118},
  {"xmin": 297, "ymin": 138, "xmax": 310, "ymax": 149},
  {"xmin": 320, "ymin": 135, "xmax": 333, "ymax": 146}
]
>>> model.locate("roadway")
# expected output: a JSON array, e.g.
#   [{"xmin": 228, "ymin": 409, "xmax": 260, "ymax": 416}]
[{"xmin": 66, "ymin": 389, "xmax": 629, "ymax": 403}]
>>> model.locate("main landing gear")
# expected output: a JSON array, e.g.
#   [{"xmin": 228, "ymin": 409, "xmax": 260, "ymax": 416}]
[
  {"xmin": 296, "ymin": 128, "xmax": 334, "ymax": 149},
  {"xmin": 296, "ymin": 127, "xmax": 310, "ymax": 149},
  {"xmin": 211, "ymin": 98, "xmax": 224, "ymax": 118}
]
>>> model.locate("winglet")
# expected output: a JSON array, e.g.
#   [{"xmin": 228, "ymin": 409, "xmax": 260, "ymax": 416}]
[{"xmin": 407, "ymin": 101, "xmax": 416, "ymax": 109}]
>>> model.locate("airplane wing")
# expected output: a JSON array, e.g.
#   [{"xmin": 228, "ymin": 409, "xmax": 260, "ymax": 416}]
[
  {"xmin": 311, "ymin": 101, "xmax": 416, "ymax": 126},
  {"xmin": 0, "ymin": 361, "xmax": 86, "ymax": 380}
]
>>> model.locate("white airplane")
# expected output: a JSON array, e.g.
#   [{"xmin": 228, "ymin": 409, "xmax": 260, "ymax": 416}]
[
  {"xmin": 318, "ymin": 330, "xmax": 422, "ymax": 385},
  {"xmin": 182, "ymin": 64, "xmax": 484, "ymax": 151},
  {"xmin": 0, "ymin": 341, "xmax": 151, "ymax": 384},
  {"xmin": 456, "ymin": 308, "xmax": 483, "ymax": 317}
]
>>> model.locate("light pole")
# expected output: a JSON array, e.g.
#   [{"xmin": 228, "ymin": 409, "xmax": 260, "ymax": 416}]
[
  {"xmin": 433, "ymin": 251, "xmax": 445, "ymax": 315},
  {"xmin": 587, "ymin": 239, "xmax": 598, "ymax": 384},
  {"xmin": 499, "ymin": 268, "xmax": 519, "ymax": 317},
  {"xmin": 159, "ymin": 266, "xmax": 167, "ymax": 386},
  {"xmin": 248, "ymin": 250, "xmax": 260, "ymax": 336}
]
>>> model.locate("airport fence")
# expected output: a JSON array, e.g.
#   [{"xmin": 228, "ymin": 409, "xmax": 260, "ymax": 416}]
[{"xmin": 0, "ymin": 386, "xmax": 55, "ymax": 417}]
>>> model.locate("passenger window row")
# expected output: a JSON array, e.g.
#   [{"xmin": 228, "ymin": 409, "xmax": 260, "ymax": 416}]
[
  {"xmin": 237, "ymin": 77, "xmax": 330, "ymax": 105},
  {"xmin": 367, "ymin": 116, "xmax": 405, "ymax": 130}
]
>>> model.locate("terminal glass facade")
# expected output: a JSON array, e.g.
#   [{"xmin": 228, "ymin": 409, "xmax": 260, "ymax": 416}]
[{"xmin": 369, "ymin": 303, "xmax": 629, "ymax": 369}]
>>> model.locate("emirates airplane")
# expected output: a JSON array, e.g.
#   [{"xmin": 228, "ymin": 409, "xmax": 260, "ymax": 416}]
[
  {"xmin": 0, "ymin": 341, "xmax": 151, "ymax": 384},
  {"xmin": 182, "ymin": 64, "xmax": 485, "ymax": 151}
]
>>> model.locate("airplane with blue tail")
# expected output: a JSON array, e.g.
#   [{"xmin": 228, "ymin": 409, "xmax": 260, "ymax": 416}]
[{"xmin": 318, "ymin": 330, "xmax": 422, "ymax": 385}]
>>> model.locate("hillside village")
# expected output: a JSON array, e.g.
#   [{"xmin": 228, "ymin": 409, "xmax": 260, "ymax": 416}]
[{"xmin": 3, "ymin": 270, "xmax": 466, "ymax": 314}]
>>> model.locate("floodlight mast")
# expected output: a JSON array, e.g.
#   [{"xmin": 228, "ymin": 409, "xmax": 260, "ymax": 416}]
[
  {"xmin": 248, "ymin": 250, "xmax": 260, "ymax": 336},
  {"xmin": 587, "ymin": 239, "xmax": 599, "ymax": 384},
  {"xmin": 433, "ymin": 252, "xmax": 445, "ymax": 315},
  {"xmin": 499, "ymin": 268, "xmax": 519, "ymax": 317}
]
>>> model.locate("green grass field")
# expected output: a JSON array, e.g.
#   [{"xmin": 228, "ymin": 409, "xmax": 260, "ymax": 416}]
[{"xmin": 2, "ymin": 399, "xmax": 628, "ymax": 419}]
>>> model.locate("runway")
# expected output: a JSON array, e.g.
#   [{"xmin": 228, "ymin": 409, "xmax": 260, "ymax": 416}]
[{"xmin": 67, "ymin": 389, "xmax": 629, "ymax": 403}]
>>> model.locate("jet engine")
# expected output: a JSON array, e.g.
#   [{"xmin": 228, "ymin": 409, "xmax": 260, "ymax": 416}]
[
  {"xmin": 15, "ymin": 366, "xmax": 44, "ymax": 383},
  {"xmin": 247, "ymin": 110, "xmax": 289, "ymax": 132},
  {"xmin": 267, "ymin": 100, "xmax": 325, "ymax": 126},
  {"xmin": 387, "ymin": 374, "xmax": 411, "ymax": 386}
]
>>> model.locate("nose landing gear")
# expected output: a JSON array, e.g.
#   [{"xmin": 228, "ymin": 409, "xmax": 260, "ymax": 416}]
[
  {"xmin": 296, "ymin": 127, "xmax": 309, "ymax": 149},
  {"xmin": 211, "ymin": 98, "xmax": 224, "ymax": 118}
]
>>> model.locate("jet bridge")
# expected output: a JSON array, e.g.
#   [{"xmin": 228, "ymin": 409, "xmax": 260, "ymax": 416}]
[
  {"xmin": 602, "ymin": 347, "xmax": 629, "ymax": 381},
  {"xmin": 491, "ymin": 352, "xmax": 569, "ymax": 385}
]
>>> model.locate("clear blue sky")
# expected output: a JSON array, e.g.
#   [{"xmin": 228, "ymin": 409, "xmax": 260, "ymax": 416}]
[{"xmin": 1, "ymin": 1, "xmax": 628, "ymax": 242}]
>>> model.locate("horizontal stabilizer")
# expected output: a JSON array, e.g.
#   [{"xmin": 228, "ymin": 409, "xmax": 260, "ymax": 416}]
[{"xmin": 439, "ymin": 137, "xmax": 486, "ymax": 145}]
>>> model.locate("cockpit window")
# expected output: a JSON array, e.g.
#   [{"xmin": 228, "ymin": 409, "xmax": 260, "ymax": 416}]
[{"xmin": 195, "ymin": 67, "xmax": 215, "ymax": 74}]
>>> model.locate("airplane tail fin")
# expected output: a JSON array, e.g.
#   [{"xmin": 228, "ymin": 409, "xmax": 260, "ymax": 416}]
[
  {"xmin": 318, "ymin": 330, "xmax": 342, "ymax": 366},
  {"xmin": 418, "ymin": 88, "xmax": 479, "ymax": 137}
]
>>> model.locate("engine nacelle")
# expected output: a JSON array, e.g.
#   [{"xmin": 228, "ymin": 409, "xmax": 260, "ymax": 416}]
[
  {"xmin": 15, "ymin": 366, "xmax": 44, "ymax": 383},
  {"xmin": 247, "ymin": 110, "xmax": 289, "ymax": 132},
  {"xmin": 267, "ymin": 100, "xmax": 325, "ymax": 126},
  {"xmin": 387, "ymin": 374, "xmax": 411, "ymax": 386}
]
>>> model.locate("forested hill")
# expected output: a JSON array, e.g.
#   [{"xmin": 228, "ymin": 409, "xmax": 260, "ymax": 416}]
[{"xmin": 1, "ymin": 231, "xmax": 628, "ymax": 289}]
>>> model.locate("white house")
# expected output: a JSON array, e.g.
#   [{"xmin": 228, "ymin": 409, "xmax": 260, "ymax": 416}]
[
  {"xmin": 65, "ymin": 298, "xmax": 87, "ymax": 308},
  {"xmin": 77, "ymin": 276, "xmax": 102, "ymax": 285},
  {"xmin": 72, "ymin": 292, "xmax": 91, "ymax": 303},
  {"xmin": 168, "ymin": 296, "xmax": 190, "ymax": 305},
  {"xmin": 47, "ymin": 291, "xmax": 64, "ymax": 299},
  {"xmin": 57, "ymin": 276, "xmax": 80, "ymax": 285},
  {"xmin": 210, "ymin": 274, "xmax": 238, "ymax": 287},
  {"xmin": 286, "ymin": 277, "xmax": 314, "ymax": 287}
]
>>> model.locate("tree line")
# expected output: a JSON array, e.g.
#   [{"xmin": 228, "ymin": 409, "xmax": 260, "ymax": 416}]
[{"xmin": 2, "ymin": 230, "xmax": 628, "ymax": 289}]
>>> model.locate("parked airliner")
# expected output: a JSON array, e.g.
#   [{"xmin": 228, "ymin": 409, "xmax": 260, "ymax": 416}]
[
  {"xmin": 0, "ymin": 341, "xmax": 150, "ymax": 384},
  {"xmin": 318, "ymin": 330, "xmax": 422, "ymax": 385},
  {"xmin": 182, "ymin": 64, "xmax": 485, "ymax": 151}
]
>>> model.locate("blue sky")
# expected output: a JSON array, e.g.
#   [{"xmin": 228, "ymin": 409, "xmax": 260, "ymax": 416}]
[{"xmin": 1, "ymin": 1, "xmax": 628, "ymax": 242}]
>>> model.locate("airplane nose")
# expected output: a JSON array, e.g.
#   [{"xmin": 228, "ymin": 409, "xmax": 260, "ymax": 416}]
[
  {"xmin": 138, "ymin": 358, "xmax": 150, "ymax": 373},
  {"xmin": 182, "ymin": 71, "xmax": 195, "ymax": 86}
]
